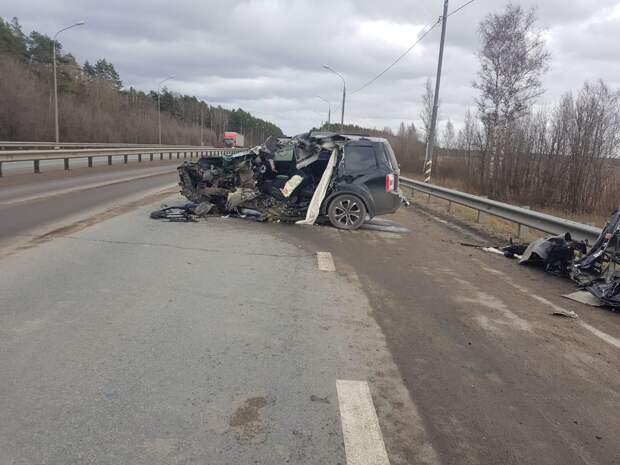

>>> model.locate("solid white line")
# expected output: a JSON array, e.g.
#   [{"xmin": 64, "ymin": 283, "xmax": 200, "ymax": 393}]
[
  {"xmin": 337, "ymin": 380, "xmax": 391, "ymax": 465},
  {"xmin": 0, "ymin": 169, "xmax": 176, "ymax": 207},
  {"xmin": 580, "ymin": 322, "xmax": 620, "ymax": 350},
  {"xmin": 317, "ymin": 251, "xmax": 336, "ymax": 271}
]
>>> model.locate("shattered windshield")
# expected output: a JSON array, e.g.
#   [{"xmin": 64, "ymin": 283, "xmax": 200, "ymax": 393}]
[{"xmin": 274, "ymin": 146, "xmax": 294, "ymax": 161}]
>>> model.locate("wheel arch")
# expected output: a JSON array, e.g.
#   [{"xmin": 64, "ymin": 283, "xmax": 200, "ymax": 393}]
[{"xmin": 322, "ymin": 188, "xmax": 375, "ymax": 218}]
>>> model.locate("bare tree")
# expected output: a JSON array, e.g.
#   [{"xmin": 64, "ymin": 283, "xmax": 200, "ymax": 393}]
[
  {"xmin": 420, "ymin": 78, "xmax": 439, "ymax": 144},
  {"xmin": 473, "ymin": 3, "xmax": 550, "ymax": 191},
  {"xmin": 474, "ymin": 4, "xmax": 550, "ymax": 126},
  {"xmin": 441, "ymin": 119, "xmax": 455, "ymax": 149}
]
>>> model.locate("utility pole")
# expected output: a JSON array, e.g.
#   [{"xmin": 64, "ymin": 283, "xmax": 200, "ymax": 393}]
[
  {"xmin": 423, "ymin": 0, "xmax": 449, "ymax": 183},
  {"xmin": 323, "ymin": 65, "xmax": 346, "ymax": 132},
  {"xmin": 52, "ymin": 21, "xmax": 85, "ymax": 144}
]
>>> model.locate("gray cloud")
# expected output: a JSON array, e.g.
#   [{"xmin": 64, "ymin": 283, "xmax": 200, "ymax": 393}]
[{"xmin": 6, "ymin": 0, "xmax": 620, "ymax": 135}]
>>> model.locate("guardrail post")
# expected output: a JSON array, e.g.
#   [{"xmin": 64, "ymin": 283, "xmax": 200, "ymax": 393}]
[
  {"xmin": 138, "ymin": 154, "xmax": 142, "ymax": 163},
  {"xmin": 518, "ymin": 206, "xmax": 530, "ymax": 239},
  {"xmin": 64, "ymin": 158, "xmax": 69, "ymax": 170},
  {"xmin": 184, "ymin": 152, "xmax": 187, "ymax": 159},
  {"xmin": 123, "ymin": 154, "xmax": 128, "ymax": 164},
  {"xmin": 447, "ymin": 200, "xmax": 452, "ymax": 212},
  {"xmin": 108, "ymin": 156, "xmax": 112, "ymax": 166},
  {"xmin": 34, "ymin": 160, "xmax": 40, "ymax": 174},
  {"xmin": 160, "ymin": 153, "xmax": 164, "ymax": 161},
  {"xmin": 150, "ymin": 153, "xmax": 153, "ymax": 161},
  {"xmin": 0, "ymin": 161, "xmax": 3, "ymax": 177},
  {"xmin": 169, "ymin": 152, "xmax": 172, "ymax": 160},
  {"xmin": 88, "ymin": 156, "xmax": 93, "ymax": 168},
  {"xmin": 476, "ymin": 196, "xmax": 489, "ymax": 223},
  {"xmin": 176, "ymin": 152, "xmax": 180, "ymax": 159}
]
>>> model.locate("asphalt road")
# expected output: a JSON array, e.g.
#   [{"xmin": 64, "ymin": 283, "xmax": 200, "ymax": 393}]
[
  {"xmin": 0, "ymin": 162, "xmax": 178, "ymax": 248},
  {"xmin": 1, "ymin": 182, "xmax": 619, "ymax": 464}
]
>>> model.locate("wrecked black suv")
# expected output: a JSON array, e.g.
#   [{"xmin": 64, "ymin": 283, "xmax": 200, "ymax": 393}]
[{"xmin": 177, "ymin": 131, "xmax": 407, "ymax": 229}]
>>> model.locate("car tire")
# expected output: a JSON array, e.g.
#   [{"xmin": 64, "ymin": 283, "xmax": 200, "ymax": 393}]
[{"xmin": 328, "ymin": 194, "xmax": 367, "ymax": 230}]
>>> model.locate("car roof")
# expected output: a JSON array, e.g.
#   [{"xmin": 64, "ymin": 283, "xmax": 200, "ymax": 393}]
[{"xmin": 307, "ymin": 131, "xmax": 388, "ymax": 144}]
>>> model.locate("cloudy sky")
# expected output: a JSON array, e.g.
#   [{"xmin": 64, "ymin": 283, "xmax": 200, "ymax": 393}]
[{"xmin": 4, "ymin": 0, "xmax": 620, "ymax": 135}]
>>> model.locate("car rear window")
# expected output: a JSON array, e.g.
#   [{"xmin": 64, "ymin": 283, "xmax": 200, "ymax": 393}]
[
  {"xmin": 381, "ymin": 142, "xmax": 399, "ymax": 170},
  {"xmin": 344, "ymin": 145, "xmax": 377, "ymax": 172}
]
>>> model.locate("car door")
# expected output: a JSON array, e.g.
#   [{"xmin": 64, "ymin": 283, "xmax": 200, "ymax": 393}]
[{"xmin": 341, "ymin": 142, "xmax": 387, "ymax": 213}]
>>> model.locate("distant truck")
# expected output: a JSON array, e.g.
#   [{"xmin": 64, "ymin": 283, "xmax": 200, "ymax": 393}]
[{"xmin": 223, "ymin": 132, "xmax": 245, "ymax": 148}]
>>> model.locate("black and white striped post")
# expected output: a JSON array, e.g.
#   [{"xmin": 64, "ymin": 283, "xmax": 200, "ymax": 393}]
[
  {"xmin": 424, "ymin": 159, "xmax": 432, "ymax": 183},
  {"xmin": 423, "ymin": 0, "xmax": 448, "ymax": 184}
]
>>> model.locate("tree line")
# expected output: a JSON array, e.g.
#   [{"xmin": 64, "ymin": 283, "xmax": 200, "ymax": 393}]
[{"xmin": 0, "ymin": 17, "xmax": 284, "ymax": 146}]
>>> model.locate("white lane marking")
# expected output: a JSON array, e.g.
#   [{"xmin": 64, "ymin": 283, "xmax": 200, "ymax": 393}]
[
  {"xmin": 580, "ymin": 322, "xmax": 620, "ymax": 350},
  {"xmin": 337, "ymin": 380, "xmax": 390, "ymax": 465},
  {"xmin": 473, "ymin": 260, "xmax": 620, "ymax": 351},
  {"xmin": 317, "ymin": 251, "xmax": 336, "ymax": 272},
  {"xmin": 530, "ymin": 294, "xmax": 572, "ymax": 314},
  {"xmin": 0, "ymin": 169, "xmax": 176, "ymax": 207}
]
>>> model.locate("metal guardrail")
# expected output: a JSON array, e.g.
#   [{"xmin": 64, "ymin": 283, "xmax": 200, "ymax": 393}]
[
  {"xmin": 0, "ymin": 146, "xmax": 244, "ymax": 177},
  {"xmin": 400, "ymin": 177, "xmax": 602, "ymax": 243},
  {"xmin": 0, "ymin": 141, "xmax": 209, "ymax": 150}
]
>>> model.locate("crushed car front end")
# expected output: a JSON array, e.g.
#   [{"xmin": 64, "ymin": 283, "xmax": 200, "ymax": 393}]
[{"xmin": 177, "ymin": 132, "xmax": 407, "ymax": 228}]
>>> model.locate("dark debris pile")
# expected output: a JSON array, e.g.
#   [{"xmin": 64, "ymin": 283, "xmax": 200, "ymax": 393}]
[{"xmin": 475, "ymin": 209, "xmax": 620, "ymax": 310}]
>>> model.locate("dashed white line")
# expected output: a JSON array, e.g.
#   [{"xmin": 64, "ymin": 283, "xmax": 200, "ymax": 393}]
[
  {"xmin": 337, "ymin": 380, "xmax": 390, "ymax": 465},
  {"xmin": 317, "ymin": 251, "xmax": 336, "ymax": 272}
]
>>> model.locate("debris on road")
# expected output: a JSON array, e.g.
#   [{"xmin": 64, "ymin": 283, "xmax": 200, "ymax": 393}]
[
  {"xmin": 149, "ymin": 203, "xmax": 200, "ymax": 222},
  {"xmin": 519, "ymin": 233, "xmax": 587, "ymax": 276},
  {"xmin": 174, "ymin": 131, "xmax": 408, "ymax": 230},
  {"xmin": 471, "ymin": 209, "xmax": 620, "ymax": 311},
  {"xmin": 482, "ymin": 246, "xmax": 505, "ymax": 255},
  {"xmin": 571, "ymin": 209, "xmax": 620, "ymax": 307},
  {"xmin": 563, "ymin": 291, "xmax": 604, "ymax": 307},
  {"xmin": 461, "ymin": 241, "xmax": 527, "ymax": 259},
  {"xmin": 551, "ymin": 308, "xmax": 579, "ymax": 319}
]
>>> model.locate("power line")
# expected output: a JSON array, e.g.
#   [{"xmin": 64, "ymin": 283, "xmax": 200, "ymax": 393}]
[
  {"xmin": 351, "ymin": 19, "xmax": 441, "ymax": 94},
  {"xmin": 448, "ymin": 0, "xmax": 475, "ymax": 17},
  {"xmin": 350, "ymin": 0, "xmax": 475, "ymax": 95}
]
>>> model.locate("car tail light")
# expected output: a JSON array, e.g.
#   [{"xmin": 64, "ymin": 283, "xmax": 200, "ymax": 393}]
[{"xmin": 385, "ymin": 174, "xmax": 395, "ymax": 192}]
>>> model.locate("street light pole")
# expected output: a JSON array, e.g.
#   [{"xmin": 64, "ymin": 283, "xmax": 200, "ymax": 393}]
[
  {"xmin": 157, "ymin": 75, "xmax": 175, "ymax": 145},
  {"xmin": 200, "ymin": 104, "xmax": 204, "ymax": 146},
  {"xmin": 316, "ymin": 96, "xmax": 331, "ymax": 127},
  {"xmin": 424, "ymin": 0, "xmax": 449, "ymax": 183},
  {"xmin": 52, "ymin": 21, "xmax": 85, "ymax": 144},
  {"xmin": 323, "ymin": 65, "xmax": 346, "ymax": 132}
]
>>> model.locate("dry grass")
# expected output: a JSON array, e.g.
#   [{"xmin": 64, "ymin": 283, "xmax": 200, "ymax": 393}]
[{"xmin": 401, "ymin": 172, "xmax": 610, "ymax": 243}]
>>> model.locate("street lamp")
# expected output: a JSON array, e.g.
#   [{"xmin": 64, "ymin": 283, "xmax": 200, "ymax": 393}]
[
  {"xmin": 158, "ymin": 75, "xmax": 175, "ymax": 145},
  {"xmin": 323, "ymin": 64, "xmax": 346, "ymax": 132},
  {"xmin": 53, "ymin": 21, "xmax": 85, "ymax": 144},
  {"xmin": 315, "ymin": 95, "xmax": 331, "ymax": 127}
]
